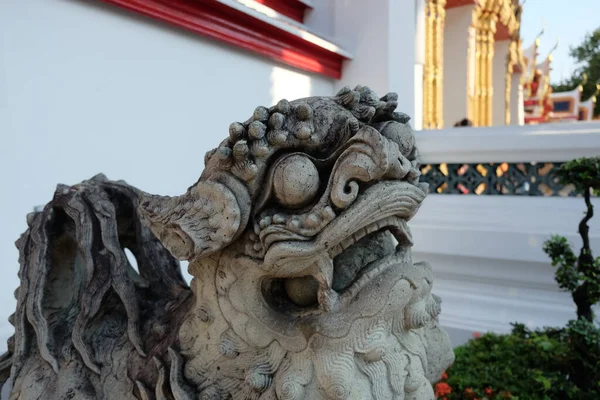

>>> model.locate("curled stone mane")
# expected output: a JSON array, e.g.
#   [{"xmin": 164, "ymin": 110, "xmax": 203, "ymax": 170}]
[
  {"xmin": 0, "ymin": 175, "xmax": 193, "ymax": 398},
  {"xmin": 202, "ymin": 85, "xmax": 416, "ymax": 196},
  {"xmin": 0, "ymin": 86, "xmax": 453, "ymax": 400}
]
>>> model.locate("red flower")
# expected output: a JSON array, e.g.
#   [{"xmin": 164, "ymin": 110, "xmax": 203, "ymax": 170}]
[
  {"xmin": 485, "ymin": 387, "xmax": 494, "ymax": 396},
  {"xmin": 441, "ymin": 371, "xmax": 448, "ymax": 380},
  {"xmin": 472, "ymin": 331, "xmax": 482, "ymax": 339},
  {"xmin": 435, "ymin": 382, "xmax": 452, "ymax": 397},
  {"xmin": 464, "ymin": 387, "xmax": 476, "ymax": 398}
]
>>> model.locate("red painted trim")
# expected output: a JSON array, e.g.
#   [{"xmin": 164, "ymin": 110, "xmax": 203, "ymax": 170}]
[
  {"xmin": 253, "ymin": 0, "xmax": 311, "ymax": 23},
  {"xmin": 495, "ymin": 23, "xmax": 510, "ymax": 41},
  {"xmin": 100, "ymin": 0, "xmax": 345, "ymax": 79},
  {"xmin": 445, "ymin": 0, "xmax": 476, "ymax": 9},
  {"xmin": 523, "ymin": 99, "xmax": 539, "ymax": 107}
]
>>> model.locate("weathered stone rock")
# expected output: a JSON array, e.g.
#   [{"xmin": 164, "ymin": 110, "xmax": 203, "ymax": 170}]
[{"xmin": 0, "ymin": 86, "xmax": 454, "ymax": 399}]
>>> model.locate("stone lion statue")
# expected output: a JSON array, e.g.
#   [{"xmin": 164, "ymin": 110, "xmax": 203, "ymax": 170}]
[{"xmin": 0, "ymin": 86, "xmax": 454, "ymax": 399}]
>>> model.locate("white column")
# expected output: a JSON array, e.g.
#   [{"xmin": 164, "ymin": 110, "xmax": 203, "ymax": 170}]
[
  {"xmin": 443, "ymin": 5, "xmax": 476, "ymax": 126},
  {"xmin": 414, "ymin": 0, "xmax": 426, "ymax": 130},
  {"xmin": 333, "ymin": 0, "xmax": 417, "ymax": 126},
  {"xmin": 511, "ymin": 72, "xmax": 525, "ymax": 125},
  {"xmin": 493, "ymin": 40, "xmax": 510, "ymax": 126}
]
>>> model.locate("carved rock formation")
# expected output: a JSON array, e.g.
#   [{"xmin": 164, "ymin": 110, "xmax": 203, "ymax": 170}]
[{"xmin": 0, "ymin": 86, "xmax": 454, "ymax": 399}]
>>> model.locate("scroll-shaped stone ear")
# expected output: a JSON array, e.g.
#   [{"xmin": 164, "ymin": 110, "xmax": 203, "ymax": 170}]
[{"xmin": 138, "ymin": 175, "xmax": 250, "ymax": 260}]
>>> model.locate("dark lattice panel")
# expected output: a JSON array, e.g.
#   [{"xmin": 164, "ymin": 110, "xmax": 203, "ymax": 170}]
[{"xmin": 419, "ymin": 162, "xmax": 578, "ymax": 196}]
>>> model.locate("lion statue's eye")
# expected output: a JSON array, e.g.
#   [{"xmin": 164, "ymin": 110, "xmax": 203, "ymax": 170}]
[{"xmin": 272, "ymin": 154, "xmax": 320, "ymax": 209}]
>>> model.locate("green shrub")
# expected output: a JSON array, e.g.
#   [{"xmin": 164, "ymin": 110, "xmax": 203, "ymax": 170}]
[
  {"xmin": 434, "ymin": 157, "xmax": 600, "ymax": 399},
  {"xmin": 543, "ymin": 157, "xmax": 600, "ymax": 321},
  {"xmin": 435, "ymin": 321, "xmax": 600, "ymax": 399}
]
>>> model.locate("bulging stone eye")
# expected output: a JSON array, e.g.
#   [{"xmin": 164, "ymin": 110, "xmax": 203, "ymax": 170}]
[{"xmin": 272, "ymin": 154, "xmax": 320, "ymax": 209}]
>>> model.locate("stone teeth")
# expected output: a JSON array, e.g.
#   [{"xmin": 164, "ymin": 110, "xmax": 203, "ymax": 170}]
[
  {"xmin": 366, "ymin": 223, "xmax": 378, "ymax": 235},
  {"xmin": 329, "ymin": 244, "xmax": 343, "ymax": 257},
  {"xmin": 329, "ymin": 217, "xmax": 408, "ymax": 259},
  {"xmin": 304, "ymin": 213, "xmax": 320, "ymax": 229},
  {"xmin": 287, "ymin": 218, "xmax": 301, "ymax": 230},
  {"xmin": 353, "ymin": 227, "xmax": 368, "ymax": 243},
  {"xmin": 321, "ymin": 206, "xmax": 336, "ymax": 221},
  {"xmin": 340, "ymin": 236, "xmax": 354, "ymax": 251},
  {"xmin": 272, "ymin": 214, "xmax": 286, "ymax": 224},
  {"xmin": 365, "ymin": 264, "xmax": 381, "ymax": 280},
  {"xmin": 259, "ymin": 216, "xmax": 272, "ymax": 228}
]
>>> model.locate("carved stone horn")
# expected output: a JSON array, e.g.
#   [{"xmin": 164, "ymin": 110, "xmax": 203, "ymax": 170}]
[{"xmin": 138, "ymin": 174, "xmax": 251, "ymax": 261}]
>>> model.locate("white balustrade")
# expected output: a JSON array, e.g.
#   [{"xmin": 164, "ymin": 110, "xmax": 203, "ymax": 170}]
[{"xmin": 412, "ymin": 121, "xmax": 600, "ymax": 345}]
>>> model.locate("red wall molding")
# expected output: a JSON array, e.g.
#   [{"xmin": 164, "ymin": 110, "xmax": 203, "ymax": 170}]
[
  {"xmin": 100, "ymin": 0, "xmax": 346, "ymax": 79},
  {"xmin": 445, "ymin": 0, "xmax": 476, "ymax": 9},
  {"xmin": 495, "ymin": 22, "xmax": 510, "ymax": 41},
  {"xmin": 253, "ymin": 0, "xmax": 311, "ymax": 23}
]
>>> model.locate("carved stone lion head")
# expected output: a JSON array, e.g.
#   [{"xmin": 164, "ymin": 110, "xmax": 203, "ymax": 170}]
[{"xmin": 139, "ymin": 86, "xmax": 454, "ymax": 399}]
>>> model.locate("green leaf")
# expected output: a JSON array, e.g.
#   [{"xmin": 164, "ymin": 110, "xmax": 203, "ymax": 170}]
[{"xmin": 538, "ymin": 340, "xmax": 554, "ymax": 351}]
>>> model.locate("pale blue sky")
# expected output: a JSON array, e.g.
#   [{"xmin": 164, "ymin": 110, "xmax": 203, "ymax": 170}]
[{"xmin": 519, "ymin": 0, "xmax": 600, "ymax": 84}]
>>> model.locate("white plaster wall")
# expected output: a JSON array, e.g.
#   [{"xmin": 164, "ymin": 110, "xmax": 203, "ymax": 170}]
[
  {"xmin": 412, "ymin": 195, "xmax": 600, "ymax": 346},
  {"xmin": 443, "ymin": 5, "xmax": 475, "ymax": 126},
  {"xmin": 493, "ymin": 40, "xmax": 510, "ymax": 126},
  {"xmin": 0, "ymin": 0, "xmax": 334, "ymax": 349},
  {"xmin": 414, "ymin": 0, "xmax": 426, "ymax": 131},
  {"xmin": 388, "ymin": 0, "xmax": 417, "ymax": 125},
  {"xmin": 333, "ymin": 0, "xmax": 416, "ymax": 126},
  {"xmin": 304, "ymin": 0, "xmax": 335, "ymax": 38},
  {"xmin": 510, "ymin": 72, "xmax": 525, "ymax": 125}
]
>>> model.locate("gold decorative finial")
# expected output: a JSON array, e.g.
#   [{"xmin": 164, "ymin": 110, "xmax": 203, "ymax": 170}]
[
  {"xmin": 543, "ymin": 39, "xmax": 558, "ymax": 63},
  {"xmin": 549, "ymin": 38, "xmax": 559, "ymax": 54},
  {"xmin": 534, "ymin": 25, "xmax": 545, "ymax": 47}
]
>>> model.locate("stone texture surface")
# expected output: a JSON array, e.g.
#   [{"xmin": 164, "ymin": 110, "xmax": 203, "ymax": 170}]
[{"xmin": 0, "ymin": 86, "xmax": 454, "ymax": 399}]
